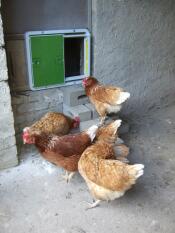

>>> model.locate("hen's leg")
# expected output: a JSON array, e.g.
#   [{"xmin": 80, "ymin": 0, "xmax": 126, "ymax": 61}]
[
  {"xmin": 86, "ymin": 200, "xmax": 101, "ymax": 210},
  {"xmin": 99, "ymin": 116, "xmax": 106, "ymax": 126},
  {"xmin": 67, "ymin": 172, "xmax": 75, "ymax": 182},
  {"xmin": 62, "ymin": 171, "xmax": 75, "ymax": 183},
  {"xmin": 62, "ymin": 171, "xmax": 69, "ymax": 182}
]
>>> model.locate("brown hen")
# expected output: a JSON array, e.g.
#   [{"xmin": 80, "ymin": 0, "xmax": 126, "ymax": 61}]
[
  {"xmin": 23, "ymin": 112, "xmax": 80, "ymax": 136},
  {"xmin": 96, "ymin": 121, "xmax": 130, "ymax": 162},
  {"xmin": 23, "ymin": 125, "xmax": 98, "ymax": 182},
  {"xmin": 78, "ymin": 120, "xmax": 144, "ymax": 208},
  {"xmin": 82, "ymin": 77, "xmax": 130, "ymax": 124}
]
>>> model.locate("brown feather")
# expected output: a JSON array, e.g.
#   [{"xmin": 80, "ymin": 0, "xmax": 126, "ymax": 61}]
[
  {"xmin": 79, "ymin": 142, "xmax": 141, "ymax": 192},
  {"xmin": 28, "ymin": 112, "xmax": 75, "ymax": 136},
  {"xmin": 32, "ymin": 132, "xmax": 91, "ymax": 172}
]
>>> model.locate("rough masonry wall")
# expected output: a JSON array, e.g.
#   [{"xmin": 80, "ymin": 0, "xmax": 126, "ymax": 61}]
[
  {"xmin": 92, "ymin": 0, "xmax": 175, "ymax": 117},
  {"xmin": 0, "ymin": 2, "xmax": 18, "ymax": 169}
]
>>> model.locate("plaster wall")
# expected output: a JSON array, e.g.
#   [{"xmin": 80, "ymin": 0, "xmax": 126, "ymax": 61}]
[{"xmin": 92, "ymin": 0, "xmax": 175, "ymax": 116}]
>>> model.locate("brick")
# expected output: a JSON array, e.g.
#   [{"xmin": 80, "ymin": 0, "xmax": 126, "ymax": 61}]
[
  {"xmin": 27, "ymin": 89, "xmax": 63, "ymax": 104},
  {"xmin": 0, "ymin": 136, "xmax": 16, "ymax": 151},
  {"xmin": 0, "ymin": 146, "xmax": 18, "ymax": 170},
  {"xmin": 11, "ymin": 88, "xmax": 63, "ymax": 106},
  {"xmin": 0, "ymin": 82, "xmax": 11, "ymax": 103},
  {"xmin": 62, "ymin": 85, "xmax": 89, "ymax": 107},
  {"xmin": 11, "ymin": 95, "xmax": 25, "ymax": 105},
  {"xmin": 49, "ymin": 104, "xmax": 63, "ymax": 113},
  {"xmin": 17, "ymin": 102, "xmax": 49, "ymax": 113},
  {"xmin": 14, "ymin": 103, "xmax": 63, "ymax": 132},
  {"xmin": 17, "ymin": 92, "xmax": 63, "ymax": 114},
  {"xmin": 0, "ymin": 50, "xmax": 8, "ymax": 82},
  {"xmin": 14, "ymin": 112, "xmax": 34, "ymax": 125},
  {"xmin": 0, "ymin": 101, "xmax": 12, "ymax": 115},
  {"xmin": 84, "ymin": 103, "xmax": 99, "ymax": 119},
  {"xmin": 63, "ymin": 104, "xmax": 91, "ymax": 121},
  {"xmin": 0, "ymin": 114, "xmax": 15, "ymax": 139},
  {"xmin": 0, "ymin": 17, "xmax": 4, "ymax": 46}
]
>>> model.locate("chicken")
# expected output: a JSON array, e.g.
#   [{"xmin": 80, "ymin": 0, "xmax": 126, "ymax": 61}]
[
  {"xmin": 96, "ymin": 121, "xmax": 130, "ymax": 162},
  {"xmin": 23, "ymin": 125, "xmax": 98, "ymax": 182},
  {"xmin": 23, "ymin": 112, "xmax": 80, "ymax": 136},
  {"xmin": 78, "ymin": 120, "xmax": 144, "ymax": 208},
  {"xmin": 82, "ymin": 76, "xmax": 130, "ymax": 124}
]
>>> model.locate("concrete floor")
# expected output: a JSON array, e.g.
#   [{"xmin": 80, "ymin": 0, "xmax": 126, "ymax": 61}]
[{"xmin": 0, "ymin": 105, "xmax": 175, "ymax": 233}]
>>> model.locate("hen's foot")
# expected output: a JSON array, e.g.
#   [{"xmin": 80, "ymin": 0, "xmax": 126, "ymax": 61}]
[
  {"xmin": 62, "ymin": 171, "xmax": 75, "ymax": 183},
  {"xmin": 85, "ymin": 200, "xmax": 101, "ymax": 210},
  {"xmin": 99, "ymin": 117, "xmax": 106, "ymax": 126}
]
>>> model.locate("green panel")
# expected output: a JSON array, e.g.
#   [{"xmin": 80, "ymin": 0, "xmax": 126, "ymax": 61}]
[{"xmin": 30, "ymin": 35, "xmax": 64, "ymax": 88}]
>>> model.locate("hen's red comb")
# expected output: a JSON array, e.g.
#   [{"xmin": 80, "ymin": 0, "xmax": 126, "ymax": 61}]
[{"xmin": 74, "ymin": 116, "xmax": 80, "ymax": 123}]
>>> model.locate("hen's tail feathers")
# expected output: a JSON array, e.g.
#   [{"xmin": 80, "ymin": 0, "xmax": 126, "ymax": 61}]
[
  {"xmin": 112, "ymin": 119, "xmax": 122, "ymax": 129},
  {"xmin": 116, "ymin": 92, "xmax": 130, "ymax": 105},
  {"xmin": 86, "ymin": 125, "xmax": 99, "ymax": 142},
  {"xmin": 132, "ymin": 164, "xmax": 144, "ymax": 179}
]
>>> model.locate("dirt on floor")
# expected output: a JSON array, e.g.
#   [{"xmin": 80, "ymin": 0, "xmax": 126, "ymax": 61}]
[{"xmin": 0, "ymin": 105, "xmax": 175, "ymax": 233}]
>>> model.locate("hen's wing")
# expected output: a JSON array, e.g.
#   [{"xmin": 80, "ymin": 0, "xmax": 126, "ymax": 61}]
[
  {"xmin": 46, "ymin": 133, "xmax": 91, "ymax": 157},
  {"xmin": 89, "ymin": 85, "xmax": 129, "ymax": 106},
  {"xmin": 79, "ymin": 142, "xmax": 115, "ymax": 181},
  {"xmin": 30, "ymin": 112, "xmax": 72, "ymax": 135}
]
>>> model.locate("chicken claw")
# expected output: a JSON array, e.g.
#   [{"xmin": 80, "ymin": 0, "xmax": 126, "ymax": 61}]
[
  {"xmin": 62, "ymin": 171, "xmax": 75, "ymax": 183},
  {"xmin": 85, "ymin": 200, "xmax": 101, "ymax": 210},
  {"xmin": 99, "ymin": 117, "xmax": 106, "ymax": 126}
]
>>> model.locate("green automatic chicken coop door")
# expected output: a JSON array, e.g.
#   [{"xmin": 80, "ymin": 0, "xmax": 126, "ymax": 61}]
[
  {"xmin": 30, "ymin": 34, "xmax": 64, "ymax": 88},
  {"xmin": 25, "ymin": 30, "xmax": 90, "ymax": 90}
]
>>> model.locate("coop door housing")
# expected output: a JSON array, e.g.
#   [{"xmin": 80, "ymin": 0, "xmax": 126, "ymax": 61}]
[{"xmin": 25, "ymin": 29, "xmax": 90, "ymax": 90}]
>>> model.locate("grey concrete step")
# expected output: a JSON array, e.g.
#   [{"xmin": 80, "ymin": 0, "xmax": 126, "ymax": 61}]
[
  {"xmin": 63, "ymin": 104, "xmax": 92, "ymax": 121},
  {"xmin": 61, "ymin": 85, "xmax": 89, "ymax": 107},
  {"xmin": 84, "ymin": 103, "xmax": 99, "ymax": 119},
  {"xmin": 80, "ymin": 118, "xmax": 100, "ymax": 131}
]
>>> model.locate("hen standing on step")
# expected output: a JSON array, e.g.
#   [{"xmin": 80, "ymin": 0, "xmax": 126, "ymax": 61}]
[{"xmin": 82, "ymin": 77, "xmax": 130, "ymax": 124}]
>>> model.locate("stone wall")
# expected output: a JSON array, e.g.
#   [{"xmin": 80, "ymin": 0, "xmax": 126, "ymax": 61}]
[
  {"xmin": 92, "ymin": 0, "xmax": 175, "ymax": 117},
  {"xmin": 0, "ymin": 2, "xmax": 18, "ymax": 169}
]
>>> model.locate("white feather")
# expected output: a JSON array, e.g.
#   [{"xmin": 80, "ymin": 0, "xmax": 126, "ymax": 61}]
[
  {"xmin": 86, "ymin": 125, "xmax": 98, "ymax": 142},
  {"xmin": 133, "ymin": 164, "xmax": 144, "ymax": 178},
  {"xmin": 116, "ymin": 92, "xmax": 130, "ymax": 105},
  {"xmin": 112, "ymin": 119, "xmax": 122, "ymax": 129},
  {"xmin": 107, "ymin": 105, "xmax": 122, "ymax": 114}
]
